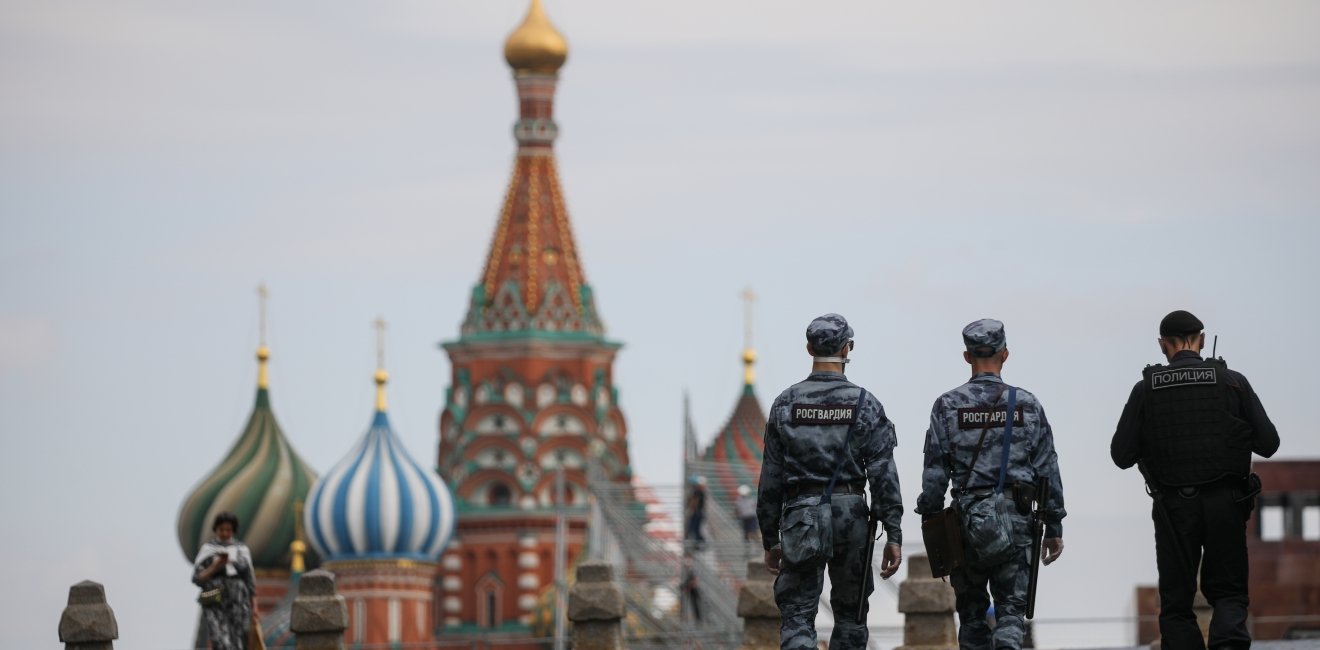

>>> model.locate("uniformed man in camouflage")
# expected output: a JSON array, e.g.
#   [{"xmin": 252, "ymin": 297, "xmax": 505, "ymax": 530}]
[
  {"xmin": 916, "ymin": 319, "xmax": 1066, "ymax": 650},
  {"xmin": 757, "ymin": 313, "xmax": 904, "ymax": 650},
  {"xmin": 1111, "ymin": 310, "xmax": 1279, "ymax": 650}
]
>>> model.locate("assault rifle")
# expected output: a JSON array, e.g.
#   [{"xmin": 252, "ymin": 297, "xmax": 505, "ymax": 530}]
[
  {"xmin": 1025, "ymin": 477, "xmax": 1052, "ymax": 620},
  {"xmin": 857, "ymin": 512, "xmax": 879, "ymax": 624}
]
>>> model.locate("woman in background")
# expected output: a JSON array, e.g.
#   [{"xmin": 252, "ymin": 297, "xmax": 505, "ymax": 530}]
[{"xmin": 193, "ymin": 511, "xmax": 257, "ymax": 650}]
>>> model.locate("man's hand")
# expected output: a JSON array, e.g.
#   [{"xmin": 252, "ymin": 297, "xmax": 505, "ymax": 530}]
[
  {"xmin": 879, "ymin": 543, "xmax": 902, "ymax": 580},
  {"xmin": 764, "ymin": 547, "xmax": 783, "ymax": 575},
  {"xmin": 1042, "ymin": 537, "xmax": 1064, "ymax": 565}
]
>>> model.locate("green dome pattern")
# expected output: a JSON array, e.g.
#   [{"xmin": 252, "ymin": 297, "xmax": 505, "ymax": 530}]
[{"xmin": 177, "ymin": 376, "xmax": 319, "ymax": 569}]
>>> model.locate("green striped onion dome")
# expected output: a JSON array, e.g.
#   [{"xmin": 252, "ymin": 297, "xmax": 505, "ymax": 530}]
[{"xmin": 177, "ymin": 350, "xmax": 319, "ymax": 569}]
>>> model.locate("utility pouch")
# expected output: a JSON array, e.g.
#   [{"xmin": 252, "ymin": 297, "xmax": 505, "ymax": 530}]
[
  {"xmin": 962, "ymin": 492, "xmax": 1019, "ymax": 568},
  {"xmin": 921, "ymin": 505, "xmax": 966, "ymax": 578},
  {"xmin": 780, "ymin": 495, "xmax": 833, "ymax": 568},
  {"xmin": 1011, "ymin": 482, "xmax": 1036, "ymax": 516},
  {"xmin": 1236, "ymin": 472, "xmax": 1262, "ymax": 516}
]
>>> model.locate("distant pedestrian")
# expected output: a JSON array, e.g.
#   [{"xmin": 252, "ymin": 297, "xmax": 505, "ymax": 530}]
[
  {"xmin": 736, "ymin": 484, "xmax": 759, "ymax": 543},
  {"xmin": 681, "ymin": 556, "xmax": 703, "ymax": 624},
  {"xmin": 192, "ymin": 511, "xmax": 258, "ymax": 650},
  {"xmin": 686, "ymin": 475, "xmax": 708, "ymax": 547},
  {"xmin": 1111, "ymin": 310, "xmax": 1279, "ymax": 649}
]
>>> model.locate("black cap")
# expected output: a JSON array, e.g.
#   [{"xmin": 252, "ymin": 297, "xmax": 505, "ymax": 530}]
[{"xmin": 1159, "ymin": 310, "xmax": 1204, "ymax": 337}]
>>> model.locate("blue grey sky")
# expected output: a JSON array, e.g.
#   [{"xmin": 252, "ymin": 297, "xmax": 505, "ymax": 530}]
[{"xmin": 2, "ymin": 1, "xmax": 1318, "ymax": 647}]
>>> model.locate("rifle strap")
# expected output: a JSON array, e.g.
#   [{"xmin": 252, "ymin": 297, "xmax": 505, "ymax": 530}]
[
  {"xmin": 995, "ymin": 387, "xmax": 1019, "ymax": 493},
  {"xmin": 822, "ymin": 389, "xmax": 868, "ymax": 505},
  {"xmin": 949, "ymin": 384, "xmax": 1011, "ymax": 498}
]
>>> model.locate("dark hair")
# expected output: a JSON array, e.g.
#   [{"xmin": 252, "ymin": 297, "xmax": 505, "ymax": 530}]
[
  {"xmin": 212, "ymin": 511, "xmax": 240, "ymax": 534},
  {"xmin": 809, "ymin": 340, "xmax": 852, "ymax": 357},
  {"xmin": 1163, "ymin": 333, "xmax": 1201, "ymax": 348}
]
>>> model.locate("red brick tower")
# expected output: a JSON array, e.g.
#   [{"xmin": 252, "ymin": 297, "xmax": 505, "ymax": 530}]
[{"xmin": 435, "ymin": 0, "xmax": 632, "ymax": 641}]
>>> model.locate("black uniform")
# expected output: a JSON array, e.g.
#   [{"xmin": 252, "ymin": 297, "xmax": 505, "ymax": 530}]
[{"xmin": 1111, "ymin": 350, "xmax": 1279, "ymax": 649}]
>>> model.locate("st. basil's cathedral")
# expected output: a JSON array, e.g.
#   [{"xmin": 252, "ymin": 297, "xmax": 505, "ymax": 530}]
[{"xmin": 175, "ymin": 1, "xmax": 766, "ymax": 648}]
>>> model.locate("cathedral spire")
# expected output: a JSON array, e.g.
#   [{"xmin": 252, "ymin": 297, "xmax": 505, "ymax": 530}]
[
  {"xmin": 257, "ymin": 283, "xmax": 270, "ymax": 390},
  {"xmin": 460, "ymin": 0, "xmax": 604, "ymax": 340},
  {"xmin": 741, "ymin": 286, "xmax": 757, "ymax": 393},
  {"xmin": 374, "ymin": 316, "xmax": 389, "ymax": 413}
]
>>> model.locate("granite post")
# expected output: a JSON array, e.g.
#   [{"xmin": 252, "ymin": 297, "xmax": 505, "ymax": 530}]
[
  {"xmin": 58, "ymin": 581, "xmax": 118, "ymax": 650},
  {"xmin": 291, "ymin": 570, "xmax": 348, "ymax": 650},
  {"xmin": 896, "ymin": 554, "xmax": 958, "ymax": 650},
  {"xmin": 568, "ymin": 560, "xmax": 625, "ymax": 650},
  {"xmin": 737, "ymin": 559, "xmax": 779, "ymax": 650}
]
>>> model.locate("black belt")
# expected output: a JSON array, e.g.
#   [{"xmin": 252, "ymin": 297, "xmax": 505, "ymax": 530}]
[
  {"xmin": 787, "ymin": 481, "xmax": 864, "ymax": 499},
  {"xmin": 1159, "ymin": 474, "xmax": 1251, "ymax": 499},
  {"xmin": 960, "ymin": 482, "xmax": 1035, "ymax": 499}
]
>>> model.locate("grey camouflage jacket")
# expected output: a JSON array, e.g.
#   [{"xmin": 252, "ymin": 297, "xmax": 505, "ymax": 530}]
[
  {"xmin": 757, "ymin": 371, "xmax": 904, "ymax": 549},
  {"xmin": 915, "ymin": 372, "xmax": 1067, "ymax": 537}
]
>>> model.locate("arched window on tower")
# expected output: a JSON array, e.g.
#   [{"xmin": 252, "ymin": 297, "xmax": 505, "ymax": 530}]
[
  {"xmin": 476, "ymin": 573, "xmax": 503, "ymax": 629},
  {"xmin": 489, "ymin": 482, "xmax": 513, "ymax": 507}
]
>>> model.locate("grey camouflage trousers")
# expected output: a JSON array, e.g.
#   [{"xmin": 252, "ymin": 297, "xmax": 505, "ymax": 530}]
[
  {"xmin": 773, "ymin": 494, "xmax": 874, "ymax": 650},
  {"xmin": 951, "ymin": 545, "xmax": 1031, "ymax": 650}
]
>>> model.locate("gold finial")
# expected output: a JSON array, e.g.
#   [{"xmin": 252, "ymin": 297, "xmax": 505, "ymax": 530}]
[
  {"xmin": 290, "ymin": 501, "xmax": 306, "ymax": 574},
  {"xmin": 374, "ymin": 316, "xmax": 389, "ymax": 412},
  {"xmin": 741, "ymin": 286, "xmax": 757, "ymax": 387},
  {"xmin": 257, "ymin": 283, "xmax": 271, "ymax": 389},
  {"xmin": 503, "ymin": 0, "xmax": 568, "ymax": 74}
]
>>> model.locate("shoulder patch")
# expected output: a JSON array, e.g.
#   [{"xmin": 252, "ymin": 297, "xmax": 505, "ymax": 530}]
[
  {"xmin": 791, "ymin": 404, "xmax": 858, "ymax": 425},
  {"xmin": 1150, "ymin": 366, "xmax": 1217, "ymax": 390},
  {"xmin": 956, "ymin": 406, "xmax": 1025, "ymax": 430}
]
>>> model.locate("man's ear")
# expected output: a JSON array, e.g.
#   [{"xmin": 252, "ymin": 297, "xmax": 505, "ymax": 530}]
[
  {"xmin": 963, "ymin": 351, "xmax": 973, "ymax": 365},
  {"xmin": 1197, "ymin": 332, "xmax": 1206, "ymax": 352},
  {"xmin": 806, "ymin": 342, "xmax": 815, "ymax": 357},
  {"xmin": 1000, "ymin": 348, "xmax": 1010, "ymax": 364}
]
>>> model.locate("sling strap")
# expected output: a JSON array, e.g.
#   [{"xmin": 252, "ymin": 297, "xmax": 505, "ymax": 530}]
[{"xmin": 822, "ymin": 389, "xmax": 868, "ymax": 505}]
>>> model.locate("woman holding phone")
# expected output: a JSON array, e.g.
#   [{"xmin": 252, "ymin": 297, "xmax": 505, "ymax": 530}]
[{"xmin": 192, "ymin": 511, "xmax": 257, "ymax": 649}]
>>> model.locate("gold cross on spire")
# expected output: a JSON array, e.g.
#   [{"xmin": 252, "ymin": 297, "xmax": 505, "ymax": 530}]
[
  {"xmin": 741, "ymin": 286, "xmax": 757, "ymax": 350},
  {"xmin": 741, "ymin": 286, "xmax": 757, "ymax": 388},
  {"xmin": 258, "ymin": 283, "xmax": 269, "ymax": 347},
  {"xmin": 374, "ymin": 315, "xmax": 387, "ymax": 370},
  {"xmin": 373, "ymin": 316, "xmax": 389, "ymax": 412},
  {"xmin": 256, "ymin": 283, "xmax": 271, "ymax": 389}
]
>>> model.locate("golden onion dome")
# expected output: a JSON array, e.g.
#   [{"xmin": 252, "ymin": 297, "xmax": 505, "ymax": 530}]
[{"xmin": 503, "ymin": 0, "xmax": 568, "ymax": 74}]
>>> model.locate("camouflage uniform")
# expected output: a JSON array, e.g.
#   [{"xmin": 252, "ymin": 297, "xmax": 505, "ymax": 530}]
[
  {"xmin": 757, "ymin": 314, "xmax": 904, "ymax": 650},
  {"xmin": 915, "ymin": 319, "xmax": 1066, "ymax": 650}
]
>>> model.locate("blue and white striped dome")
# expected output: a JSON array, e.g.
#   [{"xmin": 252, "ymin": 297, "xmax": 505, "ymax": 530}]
[{"xmin": 305, "ymin": 397, "xmax": 455, "ymax": 562}]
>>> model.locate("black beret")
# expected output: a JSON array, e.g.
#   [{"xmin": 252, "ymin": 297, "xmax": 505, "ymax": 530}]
[{"xmin": 1159, "ymin": 310, "xmax": 1204, "ymax": 337}]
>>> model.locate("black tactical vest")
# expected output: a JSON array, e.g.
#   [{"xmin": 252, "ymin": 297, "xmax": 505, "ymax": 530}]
[{"xmin": 1140, "ymin": 358, "xmax": 1252, "ymax": 486}]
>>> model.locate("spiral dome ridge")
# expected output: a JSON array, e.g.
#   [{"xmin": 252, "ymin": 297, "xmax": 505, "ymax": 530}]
[{"xmin": 305, "ymin": 409, "xmax": 455, "ymax": 562}]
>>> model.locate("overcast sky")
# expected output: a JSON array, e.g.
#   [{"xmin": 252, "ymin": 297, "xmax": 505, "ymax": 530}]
[{"xmin": 2, "ymin": 1, "xmax": 1318, "ymax": 648}]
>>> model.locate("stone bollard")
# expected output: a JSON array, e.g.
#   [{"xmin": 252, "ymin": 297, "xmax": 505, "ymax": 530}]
[
  {"xmin": 291, "ymin": 570, "xmax": 348, "ymax": 650},
  {"xmin": 58, "ymin": 581, "xmax": 118, "ymax": 650},
  {"xmin": 568, "ymin": 560, "xmax": 625, "ymax": 650},
  {"xmin": 737, "ymin": 559, "xmax": 779, "ymax": 650},
  {"xmin": 896, "ymin": 554, "xmax": 958, "ymax": 650}
]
